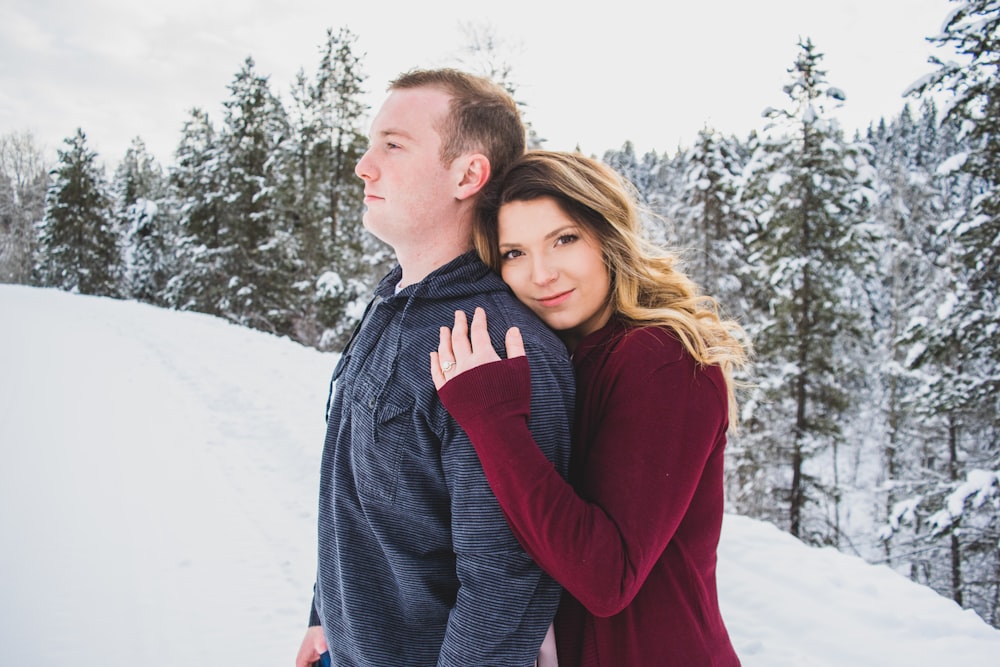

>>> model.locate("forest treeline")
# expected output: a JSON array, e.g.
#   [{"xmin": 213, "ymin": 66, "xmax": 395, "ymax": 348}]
[{"xmin": 2, "ymin": 3, "xmax": 998, "ymax": 629}]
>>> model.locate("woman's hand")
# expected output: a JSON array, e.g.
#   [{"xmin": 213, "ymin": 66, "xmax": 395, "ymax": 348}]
[{"xmin": 430, "ymin": 307, "xmax": 526, "ymax": 390}]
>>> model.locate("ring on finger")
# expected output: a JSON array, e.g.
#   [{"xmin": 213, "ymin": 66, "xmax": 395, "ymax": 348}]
[{"xmin": 441, "ymin": 360, "xmax": 456, "ymax": 372}]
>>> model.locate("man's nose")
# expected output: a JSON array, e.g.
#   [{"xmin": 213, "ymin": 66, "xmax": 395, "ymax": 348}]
[{"xmin": 355, "ymin": 148, "xmax": 374, "ymax": 180}]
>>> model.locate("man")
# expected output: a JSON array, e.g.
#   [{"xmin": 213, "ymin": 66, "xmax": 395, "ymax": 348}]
[{"xmin": 295, "ymin": 69, "xmax": 575, "ymax": 666}]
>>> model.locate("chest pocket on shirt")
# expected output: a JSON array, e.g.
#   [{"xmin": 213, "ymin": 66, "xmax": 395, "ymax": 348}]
[{"xmin": 351, "ymin": 374, "xmax": 414, "ymax": 503}]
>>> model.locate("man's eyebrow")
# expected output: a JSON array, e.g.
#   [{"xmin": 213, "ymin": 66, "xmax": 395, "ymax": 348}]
[{"xmin": 372, "ymin": 128, "xmax": 414, "ymax": 141}]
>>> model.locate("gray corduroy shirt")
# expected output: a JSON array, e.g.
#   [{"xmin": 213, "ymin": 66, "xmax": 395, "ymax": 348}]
[{"xmin": 310, "ymin": 251, "xmax": 575, "ymax": 666}]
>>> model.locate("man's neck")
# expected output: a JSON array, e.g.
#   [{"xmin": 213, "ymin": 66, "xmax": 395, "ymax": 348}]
[
  {"xmin": 395, "ymin": 244, "xmax": 473, "ymax": 290},
  {"xmin": 393, "ymin": 218, "xmax": 474, "ymax": 289}
]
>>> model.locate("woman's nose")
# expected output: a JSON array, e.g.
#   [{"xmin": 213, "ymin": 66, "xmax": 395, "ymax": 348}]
[{"xmin": 532, "ymin": 258, "xmax": 558, "ymax": 286}]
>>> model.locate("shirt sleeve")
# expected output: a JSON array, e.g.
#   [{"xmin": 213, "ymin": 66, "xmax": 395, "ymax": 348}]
[
  {"xmin": 438, "ymin": 345, "xmax": 729, "ymax": 618},
  {"xmin": 308, "ymin": 588, "xmax": 321, "ymax": 626},
  {"xmin": 435, "ymin": 343, "xmax": 574, "ymax": 665}
]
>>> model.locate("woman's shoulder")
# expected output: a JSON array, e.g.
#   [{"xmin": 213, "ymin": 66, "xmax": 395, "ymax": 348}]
[
  {"xmin": 613, "ymin": 325, "xmax": 728, "ymax": 406},
  {"xmin": 613, "ymin": 325, "xmax": 688, "ymax": 365}
]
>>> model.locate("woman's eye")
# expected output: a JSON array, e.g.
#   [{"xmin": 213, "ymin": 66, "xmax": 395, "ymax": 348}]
[
  {"xmin": 556, "ymin": 234, "xmax": 578, "ymax": 246},
  {"xmin": 501, "ymin": 249, "xmax": 523, "ymax": 260}
]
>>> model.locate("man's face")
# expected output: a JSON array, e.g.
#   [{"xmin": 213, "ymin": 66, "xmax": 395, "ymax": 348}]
[{"xmin": 354, "ymin": 87, "xmax": 463, "ymax": 248}]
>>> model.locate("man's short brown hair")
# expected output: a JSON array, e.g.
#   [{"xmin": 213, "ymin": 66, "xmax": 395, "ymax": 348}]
[{"xmin": 389, "ymin": 68, "xmax": 526, "ymax": 182}]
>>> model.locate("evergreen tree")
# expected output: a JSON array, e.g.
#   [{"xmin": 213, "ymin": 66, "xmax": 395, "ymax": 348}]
[
  {"xmin": 166, "ymin": 107, "xmax": 229, "ymax": 315},
  {"xmin": 736, "ymin": 39, "xmax": 878, "ymax": 545},
  {"xmin": 219, "ymin": 56, "xmax": 297, "ymax": 335},
  {"xmin": 168, "ymin": 59, "xmax": 298, "ymax": 336},
  {"xmin": 893, "ymin": 0, "xmax": 1000, "ymax": 626},
  {"xmin": 35, "ymin": 129, "xmax": 119, "ymax": 296},
  {"xmin": 864, "ymin": 100, "xmax": 962, "ymax": 571},
  {"xmin": 603, "ymin": 142, "xmax": 679, "ymax": 247},
  {"xmin": 285, "ymin": 27, "xmax": 377, "ymax": 349},
  {"xmin": 112, "ymin": 137, "xmax": 174, "ymax": 303},
  {"xmin": 673, "ymin": 127, "xmax": 752, "ymax": 315},
  {"xmin": 603, "ymin": 141, "xmax": 661, "ymax": 205}
]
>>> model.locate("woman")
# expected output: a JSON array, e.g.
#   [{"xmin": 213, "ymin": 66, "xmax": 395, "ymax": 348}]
[{"xmin": 430, "ymin": 151, "xmax": 749, "ymax": 666}]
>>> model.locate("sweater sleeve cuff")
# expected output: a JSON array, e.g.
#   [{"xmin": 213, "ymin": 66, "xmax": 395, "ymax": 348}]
[{"xmin": 437, "ymin": 356, "xmax": 531, "ymax": 426}]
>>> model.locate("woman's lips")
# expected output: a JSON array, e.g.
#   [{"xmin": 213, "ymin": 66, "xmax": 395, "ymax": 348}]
[{"xmin": 537, "ymin": 290, "xmax": 572, "ymax": 307}]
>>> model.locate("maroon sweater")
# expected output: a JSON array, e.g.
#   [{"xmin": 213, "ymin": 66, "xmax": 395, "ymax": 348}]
[{"xmin": 438, "ymin": 321, "xmax": 740, "ymax": 666}]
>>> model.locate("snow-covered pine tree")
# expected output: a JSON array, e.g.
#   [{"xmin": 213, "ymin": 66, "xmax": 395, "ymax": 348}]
[
  {"xmin": 736, "ymin": 38, "xmax": 879, "ymax": 546},
  {"xmin": 112, "ymin": 137, "xmax": 174, "ymax": 304},
  {"xmin": 602, "ymin": 142, "xmax": 662, "ymax": 207},
  {"xmin": 864, "ymin": 104, "xmax": 935, "ymax": 563},
  {"xmin": 894, "ymin": 0, "xmax": 1000, "ymax": 627},
  {"xmin": 217, "ymin": 56, "xmax": 298, "ymax": 336},
  {"xmin": 285, "ymin": 27, "xmax": 377, "ymax": 350},
  {"xmin": 165, "ymin": 107, "xmax": 229, "ymax": 315},
  {"xmin": 863, "ymin": 100, "xmax": 965, "ymax": 573},
  {"xmin": 167, "ymin": 58, "xmax": 299, "ymax": 337},
  {"xmin": 674, "ymin": 127, "xmax": 752, "ymax": 316},
  {"xmin": 35, "ymin": 129, "xmax": 119, "ymax": 296},
  {"xmin": 0, "ymin": 131, "xmax": 48, "ymax": 285},
  {"xmin": 603, "ymin": 141, "xmax": 678, "ymax": 247},
  {"xmin": 665, "ymin": 128, "xmax": 758, "ymax": 515}
]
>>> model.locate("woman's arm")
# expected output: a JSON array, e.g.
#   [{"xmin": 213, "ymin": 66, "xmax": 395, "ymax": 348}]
[{"xmin": 434, "ymin": 310, "xmax": 729, "ymax": 617}]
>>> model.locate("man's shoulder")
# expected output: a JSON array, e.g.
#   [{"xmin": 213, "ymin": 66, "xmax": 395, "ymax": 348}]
[
  {"xmin": 433, "ymin": 269, "xmax": 550, "ymax": 334},
  {"xmin": 484, "ymin": 292, "xmax": 565, "ymax": 347}
]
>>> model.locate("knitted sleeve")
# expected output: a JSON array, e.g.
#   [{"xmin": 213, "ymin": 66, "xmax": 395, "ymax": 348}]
[{"xmin": 439, "ymin": 342, "xmax": 729, "ymax": 618}]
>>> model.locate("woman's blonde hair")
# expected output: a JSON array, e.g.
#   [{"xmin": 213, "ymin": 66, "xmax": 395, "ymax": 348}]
[{"xmin": 474, "ymin": 150, "xmax": 751, "ymax": 428}]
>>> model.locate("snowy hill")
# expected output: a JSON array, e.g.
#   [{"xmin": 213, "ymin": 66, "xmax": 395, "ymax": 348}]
[{"xmin": 2, "ymin": 285, "xmax": 998, "ymax": 666}]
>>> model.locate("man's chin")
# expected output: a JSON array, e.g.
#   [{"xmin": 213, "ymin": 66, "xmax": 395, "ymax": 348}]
[{"xmin": 360, "ymin": 216, "xmax": 392, "ymax": 245}]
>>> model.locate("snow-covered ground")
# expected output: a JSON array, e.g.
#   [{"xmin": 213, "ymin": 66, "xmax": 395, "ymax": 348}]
[{"xmin": 2, "ymin": 284, "xmax": 998, "ymax": 666}]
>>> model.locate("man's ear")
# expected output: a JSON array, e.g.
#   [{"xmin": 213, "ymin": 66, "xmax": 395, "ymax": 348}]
[{"xmin": 455, "ymin": 153, "xmax": 491, "ymax": 201}]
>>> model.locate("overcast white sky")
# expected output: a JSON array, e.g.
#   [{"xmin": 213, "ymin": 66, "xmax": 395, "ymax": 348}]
[{"xmin": 1, "ymin": 0, "xmax": 956, "ymax": 168}]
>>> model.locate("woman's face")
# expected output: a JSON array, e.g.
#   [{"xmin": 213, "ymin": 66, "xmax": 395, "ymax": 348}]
[{"xmin": 497, "ymin": 196, "xmax": 613, "ymax": 350}]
